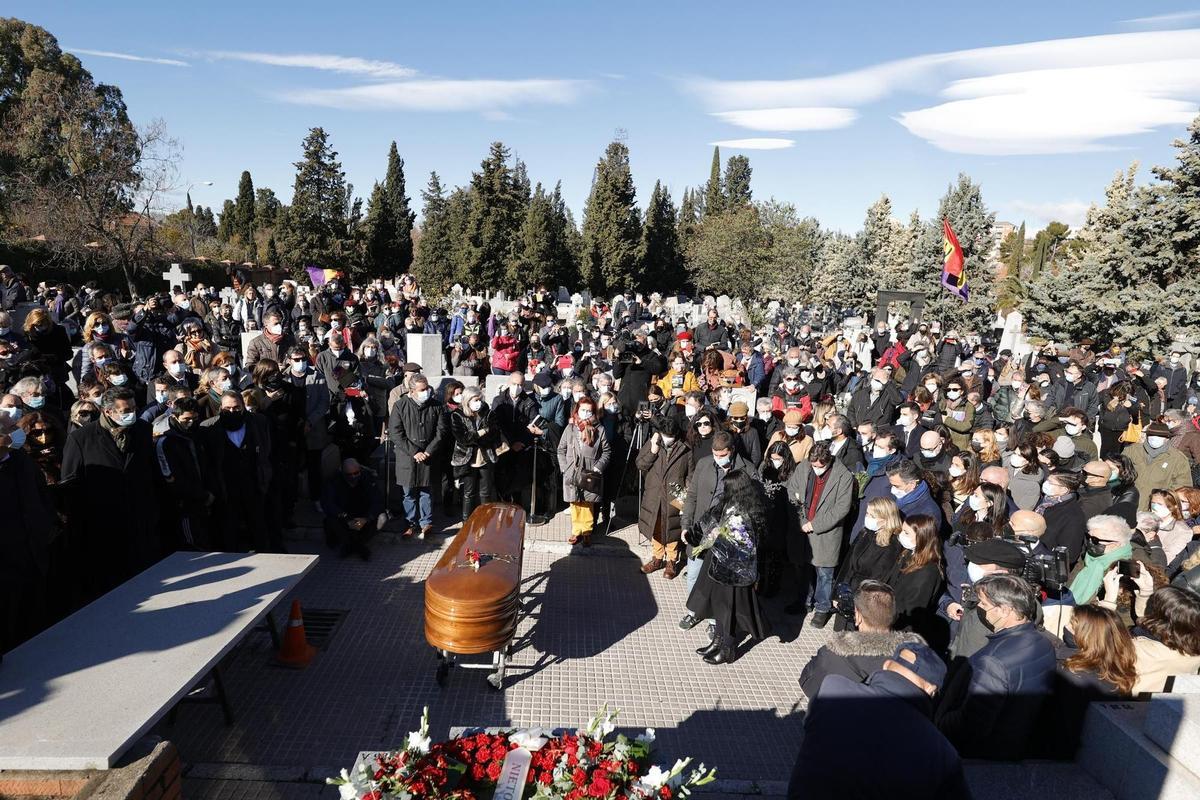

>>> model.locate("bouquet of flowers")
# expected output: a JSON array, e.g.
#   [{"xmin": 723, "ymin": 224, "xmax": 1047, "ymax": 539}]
[
  {"xmin": 329, "ymin": 706, "xmax": 716, "ymax": 800},
  {"xmin": 690, "ymin": 507, "xmax": 751, "ymax": 558},
  {"xmin": 456, "ymin": 549, "xmax": 516, "ymax": 572},
  {"xmin": 667, "ymin": 483, "xmax": 688, "ymax": 511}
]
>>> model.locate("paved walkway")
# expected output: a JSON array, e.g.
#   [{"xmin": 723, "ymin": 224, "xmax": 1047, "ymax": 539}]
[{"xmin": 170, "ymin": 504, "xmax": 825, "ymax": 799}]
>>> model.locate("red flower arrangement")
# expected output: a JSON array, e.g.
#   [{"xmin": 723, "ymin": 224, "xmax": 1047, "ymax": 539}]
[{"xmin": 330, "ymin": 707, "xmax": 716, "ymax": 800}]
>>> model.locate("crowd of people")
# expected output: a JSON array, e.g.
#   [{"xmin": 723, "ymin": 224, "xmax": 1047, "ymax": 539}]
[{"xmin": 2, "ymin": 261, "xmax": 1200, "ymax": 778}]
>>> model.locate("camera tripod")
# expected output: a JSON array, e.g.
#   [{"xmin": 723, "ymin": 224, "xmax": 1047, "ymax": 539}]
[{"xmin": 604, "ymin": 414, "xmax": 649, "ymax": 544}]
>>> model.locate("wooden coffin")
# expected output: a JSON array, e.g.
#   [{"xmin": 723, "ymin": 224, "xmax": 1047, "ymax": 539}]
[{"xmin": 425, "ymin": 503, "xmax": 525, "ymax": 655}]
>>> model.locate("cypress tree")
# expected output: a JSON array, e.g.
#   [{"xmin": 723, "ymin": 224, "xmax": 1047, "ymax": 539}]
[
  {"xmin": 264, "ymin": 235, "xmax": 279, "ymax": 266},
  {"xmin": 216, "ymin": 199, "xmax": 236, "ymax": 242},
  {"xmin": 704, "ymin": 146, "xmax": 724, "ymax": 217},
  {"xmin": 581, "ymin": 140, "xmax": 642, "ymax": 294},
  {"xmin": 640, "ymin": 180, "xmax": 685, "ymax": 292},
  {"xmin": 511, "ymin": 182, "xmax": 558, "ymax": 290},
  {"xmin": 723, "ymin": 155, "xmax": 752, "ymax": 208},
  {"xmin": 382, "ymin": 141, "xmax": 416, "ymax": 272},
  {"xmin": 234, "ymin": 170, "xmax": 255, "ymax": 247},
  {"xmin": 464, "ymin": 142, "xmax": 525, "ymax": 292},
  {"xmin": 364, "ymin": 181, "xmax": 396, "ymax": 274},
  {"xmin": 551, "ymin": 182, "xmax": 584, "ymax": 289},
  {"xmin": 677, "ymin": 187, "xmax": 701, "ymax": 261}
]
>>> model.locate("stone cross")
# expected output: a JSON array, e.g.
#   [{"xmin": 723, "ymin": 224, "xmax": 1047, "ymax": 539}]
[{"xmin": 162, "ymin": 263, "xmax": 191, "ymax": 292}]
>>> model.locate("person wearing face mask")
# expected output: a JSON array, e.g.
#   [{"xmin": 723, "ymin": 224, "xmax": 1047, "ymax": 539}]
[
  {"xmin": 353, "ymin": 336, "xmax": 394, "ymax": 423},
  {"xmin": 1123, "ymin": 421, "xmax": 1191, "ymax": 512},
  {"xmin": 942, "ymin": 537, "xmax": 1028, "ymax": 661},
  {"xmin": 847, "ymin": 368, "xmax": 902, "ymax": 431},
  {"xmin": 893, "ymin": 402, "xmax": 931, "ymax": 460},
  {"xmin": 1057, "ymin": 407, "xmax": 1098, "ymax": 465},
  {"xmin": 557, "ymin": 397, "xmax": 611, "ymax": 547},
  {"xmin": 448, "ymin": 386, "xmax": 500, "ymax": 523},
  {"xmin": 245, "ymin": 311, "xmax": 295, "ymax": 371},
  {"xmin": 200, "ymin": 391, "xmax": 275, "ymax": 552},
  {"xmin": 935, "ymin": 573, "xmax": 1056, "ymax": 760},
  {"xmin": 914, "ymin": 430, "xmax": 952, "ymax": 478},
  {"xmin": 316, "ymin": 331, "xmax": 361, "ymax": 401},
  {"xmin": 657, "ymin": 352, "xmax": 701, "ymax": 402},
  {"xmin": 0, "ymin": 425, "xmax": 54, "ymax": 654},
  {"xmin": 151, "ymin": 397, "xmax": 214, "ymax": 552},
  {"xmin": 388, "ymin": 375, "xmax": 447, "ymax": 540},
  {"xmin": 770, "ymin": 367, "xmax": 814, "ymax": 421},
  {"xmin": 320, "ymin": 458, "xmax": 384, "ymax": 561},
  {"xmin": 492, "ymin": 372, "xmax": 548, "ymax": 510},
  {"xmin": 22, "ymin": 307, "xmax": 72, "ymax": 388},
  {"xmin": 766, "ymin": 408, "xmax": 814, "ymax": 468},
  {"xmin": 1078, "ymin": 459, "xmax": 1126, "ymax": 522},
  {"xmin": 1049, "ymin": 361, "xmax": 1100, "ymax": 424},
  {"xmin": 61, "ymin": 387, "xmax": 160, "ymax": 598},
  {"xmin": 635, "ymin": 415, "xmax": 693, "ymax": 578},
  {"xmin": 1034, "ymin": 472, "xmax": 1087, "ymax": 565},
  {"xmin": 937, "ymin": 378, "xmax": 975, "ymax": 452},
  {"xmin": 782, "ymin": 443, "xmax": 855, "ymax": 627},
  {"xmin": 886, "ymin": 458, "xmax": 945, "ymax": 527},
  {"xmin": 1160, "ymin": 350, "xmax": 1189, "ymax": 409},
  {"xmin": 10, "ymin": 375, "xmax": 60, "ymax": 426},
  {"xmin": 888, "ymin": 515, "xmax": 946, "ymax": 643},
  {"xmin": 1146, "ymin": 489, "xmax": 1193, "ymax": 563},
  {"xmin": 988, "ymin": 370, "xmax": 1030, "ymax": 427}
]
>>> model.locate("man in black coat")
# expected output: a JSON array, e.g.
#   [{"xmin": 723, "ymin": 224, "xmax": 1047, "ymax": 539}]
[
  {"xmin": 895, "ymin": 402, "xmax": 932, "ymax": 459},
  {"xmin": 847, "ymin": 368, "xmax": 902, "ymax": 429},
  {"xmin": 60, "ymin": 387, "xmax": 160, "ymax": 598},
  {"xmin": 691, "ymin": 308, "xmax": 729, "ymax": 351},
  {"xmin": 0, "ymin": 432, "xmax": 53, "ymax": 654},
  {"xmin": 789, "ymin": 642, "xmax": 969, "ymax": 799},
  {"xmin": 613, "ymin": 329, "xmax": 666, "ymax": 416},
  {"xmin": 200, "ymin": 391, "xmax": 275, "ymax": 552},
  {"xmin": 387, "ymin": 373, "xmax": 447, "ymax": 539},
  {"xmin": 322, "ymin": 457, "xmax": 384, "ymax": 560},
  {"xmin": 153, "ymin": 397, "xmax": 214, "ymax": 552}
]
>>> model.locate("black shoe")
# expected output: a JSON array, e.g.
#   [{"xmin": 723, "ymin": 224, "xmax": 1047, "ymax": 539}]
[
  {"xmin": 703, "ymin": 646, "xmax": 736, "ymax": 665},
  {"xmin": 810, "ymin": 611, "xmax": 832, "ymax": 629},
  {"xmin": 696, "ymin": 639, "xmax": 721, "ymax": 657},
  {"xmin": 784, "ymin": 600, "xmax": 808, "ymax": 615},
  {"xmin": 678, "ymin": 613, "xmax": 700, "ymax": 631}
]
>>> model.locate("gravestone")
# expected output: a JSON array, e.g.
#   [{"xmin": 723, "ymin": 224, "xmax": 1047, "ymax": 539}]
[
  {"xmin": 715, "ymin": 295, "xmax": 733, "ymax": 320},
  {"xmin": 407, "ymin": 333, "xmax": 445, "ymax": 374},
  {"xmin": 556, "ymin": 286, "xmax": 571, "ymax": 303},
  {"xmin": 161, "ymin": 263, "xmax": 191, "ymax": 293},
  {"xmin": 483, "ymin": 374, "xmax": 511, "ymax": 404},
  {"xmin": 239, "ymin": 331, "xmax": 257, "ymax": 363},
  {"xmin": 555, "ymin": 303, "xmax": 573, "ymax": 322},
  {"xmin": 570, "ymin": 292, "xmax": 584, "ymax": 307},
  {"xmin": 451, "ymin": 283, "xmax": 465, "ymax": 296}
]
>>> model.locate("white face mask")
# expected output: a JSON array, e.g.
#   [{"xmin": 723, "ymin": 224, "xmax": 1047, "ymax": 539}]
[
  {"xmin": 1151, "ymin": 503, "xmax": 1171, "ymax": 519},
  {"xmin": 948, "ymin": 464, "xmax": 965, "ymax": 478},
  {"xmin": 898, "ymin": 532, "xmax": 916, "ymax": 551},
  {"xmin": 572, "ymin": 391, "xmax": 585, "ymax": 403},
  {"xmin": 267, "ymin": 323, "xmax": 283, "ymax": 335},
  {"xmin": 1146, "ymin": 435, "xmax": 1167, "ymax": 448},
  {"xmin": 1009, "ymin": 453, "xmax": 1026, "ymax": 468},
  {"xmin": 924, "ymin": 382, "xmax": 938, "ymax": 393},
  {"xmin": 968, "ymin": 493, "xmax": 986, "ymax": 511},
  {"xmin": 891, "ymin": 486, "xmax": 908, "ymax": 500},
  {"xmin": 811, "ymin": 463, "xmax": 828, "ymax": 476},
  {"xmin": 770, "ymin": 457, "xmax": 785, "ymax": 470},
  {"xmin": 784, "ymin": 425, "xmax": 801, "ymax": 437},
  {"xmin": 871, "ymin": 445, "xmax": 889, "ymax": 459},
  {"xmin": 0, "ymin": 406, "xmax": 23, "ymax": 422},
  {"xmin": 363, "ymin": 348, "xmax": 376, "ymax": 358},
  {"xmin": 899, "ymin": 415, "xmax": 916, "ymax": 429},
  {"xmin": 863, "ymin": 516, "xmax": 881, "ymax": 532},
  {"xmin": 1065, "ymin": 424, "xmax": 1082, "ymax": 436},
  {"xmin": 109, "ymin": 374, "xmax": 128, "ymax": 386},
  {"xmin": 945, "ymin": 390, "xmax": 961, "ymax": 400},
  {"xmin": 1041, "ymin": 480, "xmax": 1060, "ymax": 496},
  {"xmin": 713, "ymin": 454, "xmax": 731, "ymax": 467},
  {"xmin": 758, "ymin": 411, "xmax": 772, "ymax": 421},
  {"xmin": 290, "ymin": 361, "xmax": 307, "ymax": 375},
  {"xmin": 452, "ymin": 393, "xmax": 464, "ymax": 404},
  {"xmin": 920, "ymin": 448, "xmax": 940, "ymax": 459},
  {"xmin": 509, "ymin": 384, "xmax": 524, "ymax": 396},
  {"xmin": 684, "ymin": 405, "xmax": 698, "ymax": 418},
  {"xmin": 660, "ymin": 435, "xmax": 676, "ymax": 446},
  {"xmin": 577, "ymin": 409, "xmax": 593, "ymax": 421},
  {"xmin": 414, "ymin": 390, "xmax": 431, "ymax": 404},
  {"xmin": 966, "ymin": 562, "xmax": 987, "ymax": 584},
  {"xmin": 468, "ymin": 399, "xmax": 483, "ymax": 412},
  {"xmin": 870, "ymin": 378, "xmax": 884, "ymax": 391}
]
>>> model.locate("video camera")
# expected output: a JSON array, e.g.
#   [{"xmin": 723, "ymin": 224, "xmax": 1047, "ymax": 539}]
[
  {"xmin": 832, "ymin": 582, "xmax": 856, "ymax": 627},
  {"xmin": 1001, "ymin": 534, "xmax": 1071, "ymax": 600},
  {"xmin": 613, "ymin": 329, "xmax": 645, "ymax": 364}
]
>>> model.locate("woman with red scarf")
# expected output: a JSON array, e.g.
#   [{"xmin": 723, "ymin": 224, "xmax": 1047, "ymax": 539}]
[{"xmin": 557, "ymin": 396, "xmax": 611, "ymax": 547}]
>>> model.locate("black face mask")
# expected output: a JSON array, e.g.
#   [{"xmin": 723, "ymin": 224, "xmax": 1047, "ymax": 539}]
[
  {"xmin": 1084, "ymin": 537, "xmax": 1108, "ymax": 558},
  {"xmin": 976, "ymin": 604, "xmax": 996, "ymax": 632},
  {"xmin": 220, "ymin": 410, "xmax": 245, "ymax": 430}
]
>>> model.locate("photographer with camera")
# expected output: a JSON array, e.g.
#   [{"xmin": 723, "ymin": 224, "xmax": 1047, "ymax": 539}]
[
  {"xmin": 798, "ymin": 580, "xmax": 925, "ymax": 700},
  {"xmin": 613, "ymin": 327, "xmax": 666, "ymax": 416},
  {"xmin": 945, "ymin": 537, "xmax": 1028, "ymax": 660}
]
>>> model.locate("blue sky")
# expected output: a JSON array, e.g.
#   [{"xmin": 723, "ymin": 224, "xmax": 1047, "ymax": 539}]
[{"xmin": 9, "ymin": 1, "xmax": 1200, "ymax": 233}]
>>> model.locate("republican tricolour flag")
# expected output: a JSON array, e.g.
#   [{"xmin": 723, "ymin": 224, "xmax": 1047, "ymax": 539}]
[
  {"xmin": 940, "ymin": 218, "xmax": 968, "ymax": 302},
  {"xmin": 306, "ymin": 266, "xmax": 341, "ymax": 287}
]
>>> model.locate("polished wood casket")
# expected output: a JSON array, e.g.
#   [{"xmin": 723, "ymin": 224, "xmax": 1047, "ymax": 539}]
[{"xmin": 425, "ymin": 503, "xmax": 526, "ymax": 655}]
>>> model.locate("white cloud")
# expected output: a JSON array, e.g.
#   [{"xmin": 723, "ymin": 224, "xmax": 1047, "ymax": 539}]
[
  {"xmin": 1003, "ymin": 200, "xmax": 1092, "ymax": 229},
  {"xmin": 1122, "ymin": 11, "xmax": 1200, "ymax": 29},
  {"xmin": 712, "ymin": 107, "xmax": 856, "ymax": 131},
  {"xmin": 206, "ymin": 50, "xmax": 416, "ymax": 79},
  {"xmin": 278, "ymin": 79, "xmax": 589, "ymax": 111},
  {"xmin": 710, "ymin": 138, "xmax": 795, "ymax": 150},
  {"xmin": 691, "ymin": 29, "xmax": 1200, "ymax": 154},
  {"xmin": 68, "ymin": 48, "xmax": 189, "ymax": 67}
]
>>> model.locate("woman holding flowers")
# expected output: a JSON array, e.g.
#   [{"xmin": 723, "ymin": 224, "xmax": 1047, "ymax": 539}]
[{"xmin": 684, "ymin": 468, "xmax": 771, "ymax": 664}]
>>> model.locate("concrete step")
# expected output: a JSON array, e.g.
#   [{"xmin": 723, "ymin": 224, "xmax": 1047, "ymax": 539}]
[
  {"xmin": 1078, "ymin": 700, "xmax": 1200, "ymax": 800},
  {"xmin": 962, "ymin": 761, "xmax": 1114, "ymax": 800}
]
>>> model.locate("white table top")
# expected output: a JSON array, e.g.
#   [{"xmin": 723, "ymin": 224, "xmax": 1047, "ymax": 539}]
[{"xmin": 0, "ymin": 551, "xmax": 318, "ymax": 770}]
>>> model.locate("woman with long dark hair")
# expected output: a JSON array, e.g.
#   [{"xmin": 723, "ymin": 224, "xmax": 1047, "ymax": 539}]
[
  {"xmin": 685, "ymin": 469, "xmax": 771, "ymax": 664},
  {"xmin": 889, "ymin": 514, "xmax": 945, "ymax": 643},
  {"xmin": 757, "ymin": 441, "xmax": 796, "ymax": 597}
]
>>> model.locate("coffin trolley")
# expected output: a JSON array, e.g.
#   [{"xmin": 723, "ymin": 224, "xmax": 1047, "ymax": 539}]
[{"xmin": 424, "ymin": 503, "xmax": 525, "ymax": 689}]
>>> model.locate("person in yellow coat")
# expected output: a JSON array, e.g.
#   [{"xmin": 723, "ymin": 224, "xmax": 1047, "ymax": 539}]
[{"xmin": 658, "ymin": 351, "xmax": 702, "ymax": 404}]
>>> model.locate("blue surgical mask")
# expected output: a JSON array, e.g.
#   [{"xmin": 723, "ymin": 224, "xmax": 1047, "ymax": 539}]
[
  {"xmin": 27, "ymin": 395, "xmax": 46, "ymax": 409},
  {"xmin": 115, "ymin": 411, "xmax": 136, "ymax": 428},
  {"xmin": 155, "ymin": 390, "xmax": 169, "ymax": 404},
  {"xmin": 714, "ymin": 455, "xmax": 731, "ymax": 467}
]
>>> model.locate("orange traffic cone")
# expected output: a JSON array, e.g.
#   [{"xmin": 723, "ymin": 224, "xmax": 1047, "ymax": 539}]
[{"xmin": 275, "ymin": 600, "xmax": 317, "ymax": 668}]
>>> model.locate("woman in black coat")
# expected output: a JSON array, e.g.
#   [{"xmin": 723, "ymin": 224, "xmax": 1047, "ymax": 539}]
[
  {"xmin": 1037, "ymin": 471, "xmax": 1088, "ymax": 566},
  {"xmin": 889, "ymin": 514, "xmax": 945, "ymax": 645},
  {"xmin": 838, "ymin": 495, "xmax": 904, "ymax": 592},
  {"xmin": 757, "ymin": 441, "xmax": 797, "ymax": 598},
  {"xmin": 448, "ymin": 387, "xmax": 499, "ymax": 522},
  {"xmin": 685, "ymin": 469, "xmax": 771, "ymax": 665},
  {"xmin": 24, "ymin": 307, "xmax": 74, "ymax": 388}
]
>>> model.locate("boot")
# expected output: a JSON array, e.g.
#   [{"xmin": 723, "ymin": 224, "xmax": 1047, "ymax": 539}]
[
  {"xmin": 696, "ymin": 623, "xmax": 719, "ymax": 656},
  {"xmin": 703, "ymin": 633, "xmax": 737, "ymax": 665}
]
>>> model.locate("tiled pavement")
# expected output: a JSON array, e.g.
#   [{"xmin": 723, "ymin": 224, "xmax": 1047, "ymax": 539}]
[{"xmin": 169, "ymin": 502, "xmax": 827, "ymax": 800}]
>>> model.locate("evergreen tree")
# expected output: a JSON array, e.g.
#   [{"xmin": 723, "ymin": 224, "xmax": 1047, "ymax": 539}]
[
  {"xmin": 704, "ymin": 146, "xmax": 724, "ymax": 217},
  {"xmin": 411, "ymin": 172, "xmax": 457, "ymax": 292},
  {"xmin": 809, "ymin": 232, "xmax": 864, "ymax": 312},
  {"xmin": 194, "ymin": 206, "xmax": 217, "ymax": 238},
  {"xmin": 254, "ymin": 187, "xmax": 281, "ymax": 229},
  {"xmin": 444, "ymin": 186, "xmax": 476, "ymax": 288},
  {"xmin": 550, "ymin": 182, "xmax": 584, "ymax": 289},
  {"xmin": 234, "ymin": 170, "xmax": 255, "ymax": 248},
  {"xmin": 363, "ymin": 181, "xmax": 396, "ymax": 274},
  {"xmin": 907, "ymin": 174, "xmax": 997, "ymax": 330},
  {"xmin": 1027, "ymin": 221, "xmax": 1070, "ymax": 278},
  {"xmin": 277, "ymin": 127, "xmax": 352, "ymax": 274},
  {"xmin": 858, "ymin": 194, "xmax": 903, "ymax": 293},
  {"xmin": 999, "ymin": 222, "xmax": 1026, "ymax": 277},
  {"xmin": 761, "ymin": 201, "xmax": 824, "ymax": 304},
  {"xmin": 581, "ymin": 141, "xmax": 642, "ymax": 293},
  {"xmin": 511, "ymin": 182, "xmax": 560, "ymax": 290},
  {"xmin": 677, "ymin": 187, "xmax": 701, "ymax": 259},
  {"xmin": 686, "ymin": 204, "xmax": 768, "ymax": 301},
  {"xmin": 216, "ymin": 199, "xmax": 236, "ymax": 242},
  {"xmin": 463, "ymin": 142, "xmax": 525, "ymax": 292},
  {"xmin": 382, "ymin": 141, "xmax": 416, "ymax": 273},
  {"xmin": 264, "ymin": 235, "xmax": 279, "ymax": 266},
  {"xmin": 723, "ymin": 155, "xmax": 752, "ymax": 208},
  {"xmin": 639, "ymin": 180, "xmax": 686, "ymax": 292}
]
